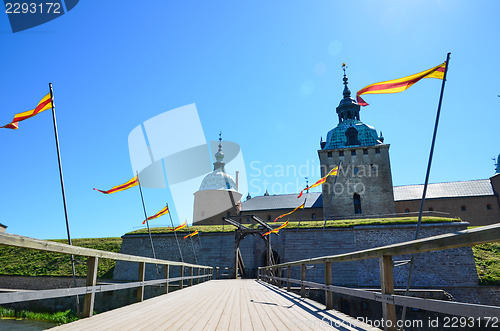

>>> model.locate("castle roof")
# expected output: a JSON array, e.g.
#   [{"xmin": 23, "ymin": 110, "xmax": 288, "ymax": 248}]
[
  {"xmin": 197, "ymin": 133, "xmax": 238, "ymax": 192},
  {"xmin": 240, "ymin": 179, "xmax": 495, "ymax": 211},
  {"xmin": 240, "ymin": 192, "xmax": 322, "ymax": 211},
  {"xmin": 322, "ymin": 65, "xmax": 382, "ymax": 150},
  {"xmin": 393, "ymin": 179, "xmax": 494, "ymax": 201}
]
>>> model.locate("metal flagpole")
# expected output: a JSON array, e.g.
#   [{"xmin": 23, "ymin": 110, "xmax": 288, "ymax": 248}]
[
  {"xmin": 323, "ymin": 160, "xmax": 342, "ymax": 229},
  {"xmin": 136, "ymin": 172, "xmax": 160, "ymax": 277},
  {"xmin": 48, "ymin": 83, "xmax": 80, "ymax": 315},
  {"xmin": 185, "ymin": 221, "xmax": 198, "ymax": 264},
  {"xmin": 167, "ymin": 203, "xmax": 184, "ymax": 262},
  {"xmin": 400, "ymin": 52, "xmax": 451, "ymax": 328},
  {"xmin": 296, "ymin": 197, "xmax": 307, "ymax": 233}
]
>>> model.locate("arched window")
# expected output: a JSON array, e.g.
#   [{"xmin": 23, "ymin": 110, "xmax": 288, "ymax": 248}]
[
  {"xmin": 311, "ymin": 213, "xmax": 316, "ymax": 220},
  {"xmin": 267, "ymin": 215, "xmax": 271, "ymax": 221},
  {"xmin": 404, "ymin": 209, "xmax": 410, "ymax": 213},
  {"xmin": 353, "ymin": 193, "xmax": 362, "ymax": 214}
]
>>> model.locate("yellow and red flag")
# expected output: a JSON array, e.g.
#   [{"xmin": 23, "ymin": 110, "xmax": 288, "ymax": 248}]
[
  {"xmin": 93, "ymin": 176, "xmax": 138, "ymax": 194},
  {"xmin": 274, "ymin": 202, "xmax": 305, "ymax": 222},
  {"xmin": 172, "ymin": 221, "xmax": 187, "ymax": 231},
  {"xmin": 2, "ymin": 93, "xmax": 52, "ymax": 129},
  {"xmin": 298, "ymin": 166, "xmax": 339, "ymax": 198},
  {"xmin": 263, "ymin": 221, "xmax": 289, "ymax": 236},
  {"xmin": 142, "ymin": 205, "xmax": 169, "ymax": 224},
  {"xmin": 356, "ymin": 62, "xmax": 446, "ymax": 106},
  {"xmin": 184, "ymin": 230, "xmax": 198, "ymax": 239}
]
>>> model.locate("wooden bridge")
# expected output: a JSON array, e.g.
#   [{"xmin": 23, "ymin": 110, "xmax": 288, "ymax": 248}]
[{"xmin": 1, "ymin": 223, "xmax": 500, "ymax": 330}]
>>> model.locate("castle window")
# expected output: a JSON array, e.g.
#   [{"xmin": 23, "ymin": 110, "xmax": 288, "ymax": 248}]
[
  {"xmin": 267, "ymin": 215, "xmax": 271, "ymax": 221},
  {"xmin": 428, "ymin": 207, "xmax": 434, "ymax": 212},
  {"xmin": 363, "ymin": 148, "xmax": 368, "ymax": 155},
  {"xmin": 346, "ymin": 127, "xmax": 361, "ymax": 146},
  {"xmin": 227, "ymin": 212, "xmax": 231, "ymax": 217},
  {"xmin": 487, "ymin": 204, "xmax": 492, "ymax": 210},
  {"xmin": 312, "ymin": 213, "xmax": 316, "ymax": 220},
  {"xmin": 327, "ymin": 151, "xmax": 332, "ymax": 157},
  {"xmin": 404, "ymin": 209, "xmax": 410, "ymax": 213},
  {"xmin": 461, "ymin": 205, "xmax": 466, "ymax": 211},
  {"xmin": 375, "ymin": 148, "xmax": 380, "ymax": 154},
  {"xmin": 353, "ymin": 193, "xmax": 362, "ymax": 214},
  {"xmin": 351, "ymin": 150, "xmax": 356, "ymax": 156},
  {"xmin": 339, "ymin": 151, "xmax": 344, "ymax": 157}
]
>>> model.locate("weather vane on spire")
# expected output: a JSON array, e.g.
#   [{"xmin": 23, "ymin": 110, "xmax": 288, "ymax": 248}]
[{"xmin": 342, "ymin": 63, "xmax": 347, "ymax": 74}]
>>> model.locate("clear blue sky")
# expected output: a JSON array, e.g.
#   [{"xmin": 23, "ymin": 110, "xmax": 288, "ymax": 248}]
[{"xmin": 1, "ymin": 0, "xmax": 499, "ymax": 239}]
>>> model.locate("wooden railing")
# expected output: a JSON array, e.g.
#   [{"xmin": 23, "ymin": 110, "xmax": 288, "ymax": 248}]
[
  {"xmin": 0, "ymin": 233, "xmax": 213, "ymax": 317},
  {"xmin": 259, "ymin": 223, "xmax": 500, "ymax": 331}
]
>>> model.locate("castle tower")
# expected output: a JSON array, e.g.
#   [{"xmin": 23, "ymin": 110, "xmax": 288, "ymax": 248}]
[
  {"xmin": 318, "ymin": 65, "xmax": 395, "ymax": 219},
  {"xmin": 193, "ymin": 133, "xmax": 242, "ymax": 225}
]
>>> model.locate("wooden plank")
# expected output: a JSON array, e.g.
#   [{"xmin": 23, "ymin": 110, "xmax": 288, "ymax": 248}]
[
  {"xmin": 380, "ymin": 255, "xmax": 396, "ymax": 331},
  {"xmin": 83, "ymin": 256, "xmax": 98, "ymax": 317},
  {"xmin": 261, "ymin": 222, "xmax": 500, "ymax": 268},
  {"xmin": 137, "ymin": 262, "xmax": 145, "ymax": 302},
  {"xmin": 325, "ymin": 262, "xmax": 333, "ymax": 310},
  {"xmin": 300, "ymin": 264, "xmax": 306, "ymax": 298},
  {"xmin": 164, "ymin": 264, "xmax": 169, "ymax": 294},
  {"xmin": 0, "ymin": 233, "xmax": 211, "ymax": 269}
]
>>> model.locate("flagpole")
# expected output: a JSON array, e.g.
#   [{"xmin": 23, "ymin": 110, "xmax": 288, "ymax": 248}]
[
  {"xmin": 296, "ymin": 197, "xmax": 307, "ymax": 233},
  {"xmin": 48, "ymin": 83, "xmax": 80, "ymax": 314},
  {"xmin": 186, "ymin": 221, "xmax": 199, "ymax": 264},
  {"xmin": 167, "ymin": 203, "xmax": 184, "ymax": 262},
  {"xmin": 136, "ymin": 172, "xmax": 159, "ymax": 277},
  {"xmin": 400, "ymin": 52, "xmax": 451, "ymax": 327},
  {"xmin": 323, "ymin": 160, "xmax": 342, "ymax": 229}
]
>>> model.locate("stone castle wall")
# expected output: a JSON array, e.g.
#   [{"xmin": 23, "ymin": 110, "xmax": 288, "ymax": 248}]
[{"xmin": 114, "ymin": 222, "xmax": 478, "ymax": 289}]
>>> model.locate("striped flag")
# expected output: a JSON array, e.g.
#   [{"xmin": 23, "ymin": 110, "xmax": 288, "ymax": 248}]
[
  {"xmin": 263, "ymin": 221, "xmax": 289, "ymax": 236},
  {"xmin": 356, "ymin": 62, "xmax": 446, "ymax": 106},
  {"xmin": 2, "ymin": 93, "xmax": 52, "ymax": 129},
  {"xmin": 172, "ymin": 221, "xmax": 187, "ymax": 231},
  {"xmin": 274, "ymin": 202, "xmax": 305, "ymax": 222},
  {"xmin": 142, "ymin": 205, "xmax": 169, "ymax": 224},
  {"xmin": 298, "ymin": 166, "xmax": 339, "ymax": 198},
  {"xmin": 93, "ymin": 176, "xmax": 138, "ymax": 194},
  {"xmin": 184, "ymin": 230, "xmax": 198, "ymax": 239}
]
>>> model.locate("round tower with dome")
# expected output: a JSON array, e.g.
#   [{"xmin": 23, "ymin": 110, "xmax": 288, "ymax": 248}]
[
  {"xmin": 318, "ymin": 65, "xmax": 395, "ymax": 219},
  {"xmin": 193, "ymin": 133, "xmax": 242, "ymax": 225}
]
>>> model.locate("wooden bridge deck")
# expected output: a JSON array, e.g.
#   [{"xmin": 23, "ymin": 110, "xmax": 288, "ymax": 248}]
[{"xmin": 50, "ymin": 279, "xmax": 379, "ymax": 331}]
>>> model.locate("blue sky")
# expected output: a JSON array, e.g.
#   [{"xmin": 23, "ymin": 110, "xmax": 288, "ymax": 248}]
[{"xmin": 1, "ymin": 0, "xmax": 499, "ymax": 239}]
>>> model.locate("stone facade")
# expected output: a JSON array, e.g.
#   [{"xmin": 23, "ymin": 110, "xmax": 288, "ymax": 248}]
[
  {"xmin": 115, "ymin": 222, "xmax": 478, "ymax": 289},
  {"xmin": 319, "ymin": 144, "xmax": 396, "ymax": 219}
]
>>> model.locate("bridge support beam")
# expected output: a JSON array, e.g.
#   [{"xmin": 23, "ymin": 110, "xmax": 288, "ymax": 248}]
[
  {"xmin": 83, "ymin": 256, "xmax": 98, "ymax": 317},
  {"xmin": 380, "ymin": 255, "xmax": 397, "ymax": 331},
  {"xmin": 325, "ymin": 262, "xmax": 333, "ymax": 310},
  {"xmin": 137, "ymin": 262, "xmax": 145, "ymax": 302},
  {"xmin": 164, "ymin": 264, "xmax": 169, "ymax": 294},
  {"xmin": 287, "ymin": 266, "xmax": 291, "ymax": 291},
  {"xmin": 180, "ymin": 266, "xmax": 184, "ymax": 289},
  {"xmin": 300, "ymin": 264, "xmax": 306, "ymax": 298}
]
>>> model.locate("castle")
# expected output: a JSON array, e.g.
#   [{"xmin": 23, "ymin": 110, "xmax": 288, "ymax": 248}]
[{"xmin": 192, "ymin": 70, "xmax": 500, "ymax": 227}]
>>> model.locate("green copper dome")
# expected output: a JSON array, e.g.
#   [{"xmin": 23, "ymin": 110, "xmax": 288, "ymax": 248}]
[{"xmin": 322, "ymin": 66, "xmax": 383, "ymax": 150}]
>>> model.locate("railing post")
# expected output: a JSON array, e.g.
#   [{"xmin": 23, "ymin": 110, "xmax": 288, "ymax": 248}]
[
  {"xmin": 287, "ymin": 266, "xmax": 291, "ymax": 291},
  {"xmin": 190, "ymin": 267, "xmax": 194, "ymax": 286},
  {"xmin": 300, "ymin": 264, "xmax": 306, "ymax": 298},
  {"xmin": 325, "ymin": 262, "xmax": 333, "ymax": 310},
  {"xmin": 216, "ymin": 267, "xmax": 219, "ymax": 280},
  {"xmin": 179, "ymin": 265, "xmax": 184, "ymax": 289},
  {"xmin": 83, "ymin": 256, "xmax": 98, "ymax": 317},
  {"xmin": 197, "ymin": 267, "xmax": 200, "ymax": 284},
  {"xmin": 137, "ymin": 262, "xmax": 145, "ymax": 302},
  {"xmin": 164, "ymin": 264, "xmax": 169, "ymax": 294},
  {"xmin": 380, "ymin": 255, "xmax": 397, "ymax": 331}
]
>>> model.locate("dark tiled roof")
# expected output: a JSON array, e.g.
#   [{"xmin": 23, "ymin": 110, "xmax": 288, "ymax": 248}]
[
  {"xmin": 241, "ymin": 192, "xmax": 322, "ymax": 212},
  {"xmin": 394, "ymin": 179, "xmax": 494, "ymax": 201}
]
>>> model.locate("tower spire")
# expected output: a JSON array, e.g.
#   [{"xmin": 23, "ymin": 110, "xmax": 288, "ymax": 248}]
[
  {"xmin": 342, "ymin": 63, "xmax": 351, "ymax": 99},
  {"xmin": 214, "ymin": 131, "xmax": 225, "ymax": 169}
]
